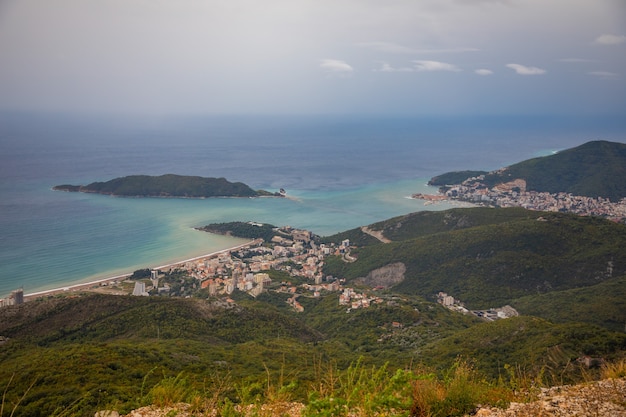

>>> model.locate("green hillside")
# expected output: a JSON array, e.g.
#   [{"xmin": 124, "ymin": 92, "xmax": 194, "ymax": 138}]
[
  {"xmin": 323, "ymin": 209, "xmax": 626, "ymax": 307},
  {"xmin": 322, "ymin": 207, "xmax": 538, "ymax": 246},
  {"xmin": 53, "ymin": 174, "xmax": 273, "ymax": 198},
  {"xmin": 419, "ymin": 316, "xmax": 626, "ymax": 383},
  {"xmin": 0, "ymin": 294, "xmax": 324, "ymax": 415},
  {"xmin": 511, "ymin": 275, "xmax": 626, "ymax": 332},
  {"xmin": 430, "ymin": 140, "xmax": 626, "ymax": 201},
  {"xmin": 3, "ymin": 206, "xmax": 626, "ymax": 415},
  {"xmin": 484, "ymin": 140, "xmax": 626, "ymax": 201},
  {"xmin": 2, "ymin": 290, "xmax": 625, "ymax": 416},
  {"xmin": 428, "ymin": 170, "xmax": 488, "ymax": 186}
]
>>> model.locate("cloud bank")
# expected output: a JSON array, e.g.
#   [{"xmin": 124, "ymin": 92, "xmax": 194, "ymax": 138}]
[{"xmin": 0, "ymin": 0, "xmax": 624, "ymax": 115}]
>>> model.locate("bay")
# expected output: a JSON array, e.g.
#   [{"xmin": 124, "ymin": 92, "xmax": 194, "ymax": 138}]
[{"xmin": 1, "ymin": 113, "xmax": 624, "ymax": 297}]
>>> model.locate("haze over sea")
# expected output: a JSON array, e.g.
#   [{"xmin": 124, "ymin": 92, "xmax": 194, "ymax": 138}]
[{"xmin": 1, "ymin": 113, "xmax": 624, "ymax": 298}]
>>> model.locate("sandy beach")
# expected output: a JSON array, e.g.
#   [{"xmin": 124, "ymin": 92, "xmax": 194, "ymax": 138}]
[{"xmin": 22, "ymin": 239, "xmax": 258, "ymax": 302}]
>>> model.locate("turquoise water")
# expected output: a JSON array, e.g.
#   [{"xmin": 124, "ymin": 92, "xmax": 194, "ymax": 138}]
[
  {"xmin": 1, "ymin": 114, "xmax": 624, "ymax": 297},
  {"xmin": 2, "ymin": 179, "xmax": 454, "ymax": 297}
]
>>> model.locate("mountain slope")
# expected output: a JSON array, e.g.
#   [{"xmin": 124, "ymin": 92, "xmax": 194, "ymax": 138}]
[
  {"xmin": 419, "ymin": 316, "xmax": 626, "ymax": 383},
  {"xmin": 484, "ymin": 140, "xmax": 626, "ymax": 201},
  {"xmin": 322, "ymin": 207, "xmax": 536, "ymax": 246},
  {"xmin": 511, "ymin": 275, "xmax": 626, "ymax": 332},
  {"xmin": 323, "ymin": 209, "xmax": 626, "ymax": 307}
]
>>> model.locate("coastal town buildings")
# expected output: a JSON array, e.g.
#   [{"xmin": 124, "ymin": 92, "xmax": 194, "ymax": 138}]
[
  {"xmin": 5, "ymin": 177, "xmax": 620, "ymax": 314},
  {"xmin": 0, "ymin": 289, "xmax": 23, "ymax": 307},
  {"xmin": 138, "ymin": 225, "xmax": 358, "ymax": 312},
  {"xmin": 436, "ymin": 291, "xmax": 518, "ymax": 321},
  {"xmin": 414, "ymin": 176, "xmax": 626, "ymax": 222}
]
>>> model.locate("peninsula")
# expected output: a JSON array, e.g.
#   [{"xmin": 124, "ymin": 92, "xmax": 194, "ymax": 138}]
[
  {"xmin": 429, "ymin": 141, "xmax": 626, "ymax": 199},
  {"xmin": 53, "ymin": 174, "xmax": 283, "ymax": 198},
  {"xmin": 418, "ymin": 140, "xmax": 626, "ymax": 221}
]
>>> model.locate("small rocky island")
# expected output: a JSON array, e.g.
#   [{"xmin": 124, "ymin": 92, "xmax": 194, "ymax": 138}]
[{"xmin": 53, "ymin": 174, "xmax": 283, "ymax": 198}]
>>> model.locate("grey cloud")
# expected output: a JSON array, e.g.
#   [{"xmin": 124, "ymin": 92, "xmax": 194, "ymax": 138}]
[
  {"xmin": 506, "ymin": 64, "xmax": 546, "ymax": 75},
  {"xmin": 594, "ymin": 34, "xmax": 626, "ymax": 45},
  {"xmin": 589, "ymin": 71, "xmax": 619, "ymax": 78},
  {"xmin": 413, "ymin": 60, "xmax": 462, "ymax": 72},
  {"xmin": 359, "ymin": 42, "xmax": 478, "ymax": 54},
  {"xmin": 320, "ymin": 59, "xmax": 354, "ymax": 73},
  {"xmin": 374, "ymin": 62, "xmax": 414, "ymax": 72}
]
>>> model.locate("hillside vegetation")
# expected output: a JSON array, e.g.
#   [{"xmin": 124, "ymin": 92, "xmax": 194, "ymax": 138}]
[
  {"xmin": 1, "ymin": 291, "xmax": 624, "ymax": 416},
  {"xmin": 428, "ymin": 170, "xmax": 489, "ymax": 186},
  {"xmin": 2, "ymin": 207, "xmax": 626, "ymax": 415},
  {"xmin": 430, "ymin": 140, "xmax": 626, "ymax": 201},
  {"xmin": 196, "ymin": 221, "xmax": 278, "ymax": 241},
  {"xmin": 324, "ymin": 208, "xmax": 626, "ymax": 308},
  {"xmin": 511, "ymin": 275, "xmax": 626, "ymax": 332},
  {"xmin": 53, "ymin": 174, "xmax": 275, "ymax": 198}
]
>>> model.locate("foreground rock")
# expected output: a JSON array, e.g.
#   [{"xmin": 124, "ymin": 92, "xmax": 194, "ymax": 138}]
[
  {"xmin": 474, "ymin": 378, "xmax": 626, "ymax": 416},
  {"xmin": 122, "ymin": 402, "xmax": 305, "ymax": 417},
  {"xmin": 121, "ymin": 378, "xmax": 626, "ymax": 417}
]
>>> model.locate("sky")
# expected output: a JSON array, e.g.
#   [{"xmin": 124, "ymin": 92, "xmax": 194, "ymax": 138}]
[{"xmin": 0, "ymin": 0, "xmax": 624, "ymax": 115}]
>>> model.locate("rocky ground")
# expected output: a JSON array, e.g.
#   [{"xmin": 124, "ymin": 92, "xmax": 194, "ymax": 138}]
[
  {"xmin": 105, "ymin": 378, "xmax": 626, "ymax": 417},
  {"xmin": 473, "ymin": 377, "xmax": 626, "ymax": 416}
]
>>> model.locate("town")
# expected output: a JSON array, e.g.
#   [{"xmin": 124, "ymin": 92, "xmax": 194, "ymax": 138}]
[
  {"xmin": 0, "ymin": 224, "xmax": 385, "ymax": 313},
  {"xmin": 139, "ymin": 225, "xmax": 385, "ymax": 313},
  {"xmin": 0, "ymin": 221, "xmax": 548, "ymax": 325},
  {"xmin": 414, "ymin": 173, "xmax": 626, "ymax": 222}
]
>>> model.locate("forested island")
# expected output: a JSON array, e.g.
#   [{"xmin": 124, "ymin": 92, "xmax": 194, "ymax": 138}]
[{"xmin": 53, "ymin": 174, "xmax": 282, "ymax": 198}]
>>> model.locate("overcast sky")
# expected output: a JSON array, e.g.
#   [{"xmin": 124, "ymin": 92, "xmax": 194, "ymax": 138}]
[{"xmin": 0, "ymin": 0, "xmax": 624, "ymax": 115}]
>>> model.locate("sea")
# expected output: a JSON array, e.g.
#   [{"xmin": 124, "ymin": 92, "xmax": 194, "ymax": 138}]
[{"xmin": 1, "ymin": 113, "xmax": 625, "ymax": 298}]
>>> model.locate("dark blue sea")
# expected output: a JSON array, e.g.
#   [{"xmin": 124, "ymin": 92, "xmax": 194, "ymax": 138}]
[{"xmin": 1, "ymin": 113, "xmax": 624, "ymax": 297}]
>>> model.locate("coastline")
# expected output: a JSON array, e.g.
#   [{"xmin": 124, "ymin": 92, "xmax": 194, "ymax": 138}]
[{"xmin": 22, "ymin": 239, "xmax": 258, "ymax": 302}]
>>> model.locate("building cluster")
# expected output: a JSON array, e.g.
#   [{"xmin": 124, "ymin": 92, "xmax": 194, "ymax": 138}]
[
  {"xmin": 436, "ymin": 291, "xmax": 518, "ymax": 321},
  {"xmin": 0, "ymin": 289, "xmax": 23, "ymax": 307},
  {"xmin": 148, "ymin": 225, "xmax": 359, "ymax": 312},
  {"xmin": 439, "ymin": 176, "xmax": 626, "ymax": 221},
  {"xmin": 0, "ymin": 223, "xmax": 375, "ymax": 313},
  {"xmin": 338, "ymin": 287, "xmax": 384, "ymax": 311}
]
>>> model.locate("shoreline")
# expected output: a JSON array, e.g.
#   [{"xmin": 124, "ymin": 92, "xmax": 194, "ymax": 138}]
[{"xmin": 22, "ymin": 239, "xmax": 258, "ymax": 302}]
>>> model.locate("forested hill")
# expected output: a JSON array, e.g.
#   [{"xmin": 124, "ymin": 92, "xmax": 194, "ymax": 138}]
[
  {"xmin": 53, "ymin": 174, "xmax": 278, "ymax": 198},
  {"xmin": 429, "ymin": 140, "xmax": 626, "ymax": 201},
  {"xmin": 323, "ymin": 207, "xmax": 626, "ymax": 308}
]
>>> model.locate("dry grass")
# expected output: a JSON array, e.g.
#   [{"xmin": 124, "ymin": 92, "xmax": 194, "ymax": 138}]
[{"xmin": 602, "ymin": 358, "xmax": 626, "ymax": 379}]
